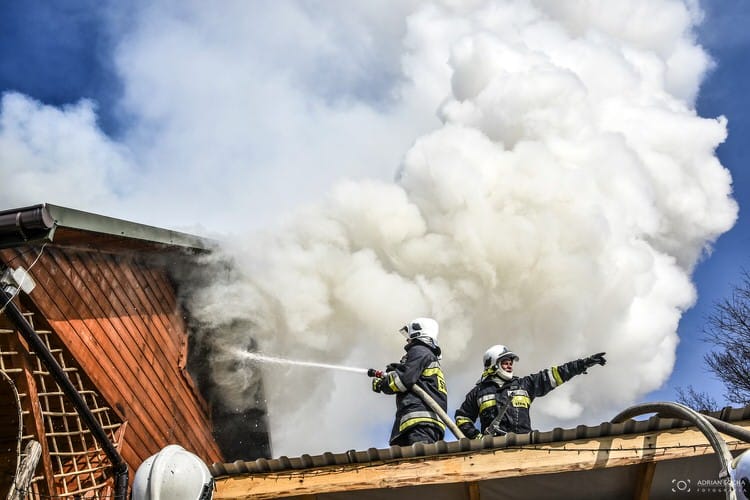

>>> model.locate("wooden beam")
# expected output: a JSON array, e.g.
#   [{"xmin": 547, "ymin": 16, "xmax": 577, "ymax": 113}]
[
  {"xmin": 466, "ymin": 481, "xmax": 481, "ymax": 500},
  {"xmin": 8, "ymin": 440, "xmax": 41, "ymax": 500},
  {"xmin": 632, "ymin": 462, "xmax": 656, "ymax": 500},
  {"xmin": 214, "ymin": 420, "xmax": 750, "ymax": 499},
  {"xmin": 15, "ymin": 333, "xmax": 55, "ymax": 496},
  {"xmin": 632, "ymin": 433, "xmax": 657, "ymax": 500}
]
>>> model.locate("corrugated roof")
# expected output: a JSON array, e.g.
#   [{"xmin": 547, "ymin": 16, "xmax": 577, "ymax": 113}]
[{"xmin": 210, "ymin": 404, "xmax": 750, "ymax": 477}]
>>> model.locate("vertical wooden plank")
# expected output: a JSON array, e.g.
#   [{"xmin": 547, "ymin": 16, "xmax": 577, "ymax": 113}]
[
  {"xmin": 135, "ymin": 262, "xmax": 207, "ymax": 421},
  {"xmin": 138, "ymin": 262, "xmax": 190, "ymax": 369},
  {"xmin": 116, "ymin": 255, "xmax": 217, "ymax": 445},
  {"xmin": 115, "ymin": 256, "xmax": 182, "ymax": 352},
  {"xmin": 59, "ymin": 250, "xmax": 188, "ymax": 419},
  {"xmin": 633, "ymin": 462, "xmax": 656, "ymax": 500},
  {"xmin": 14, "ymin": 334, "xmax": 55, "ymax": 496},
  {"xmin": 11, "ymin": 251, "xmax": 167, "ymax": 464},
  {"xmin": 4, "ymin": 245, "xmax": 222, "ymax": 469},
  {"xmin": 466, "ymin": 481, "xmax": 481, "ymax": 500},
  {"xmin": 58, "ymin": 250, "xmax": 183, "ymax": 411},
  {"xmin": 32, "ymin": 251, "xmax": 163, "ymax": 430},
  {"xmin": 94, "ymin": 253, "xmax": 217, "ymax": 452},
  {"xmin": 7, "ymin": 440, "xmax": 41, "ymax": 500},
  {"xmin": 17, "ymin": 247, "xmax": 221, "ymax": 463}
]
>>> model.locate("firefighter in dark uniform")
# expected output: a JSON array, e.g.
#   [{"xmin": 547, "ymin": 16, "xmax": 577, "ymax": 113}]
[
  {"xmin": 454, "ymin": 345, "xmax": 606, "ymax": 437},
  {"xmin": 372, "ymin": 317, "xmax": 447, "ymax": 446}
]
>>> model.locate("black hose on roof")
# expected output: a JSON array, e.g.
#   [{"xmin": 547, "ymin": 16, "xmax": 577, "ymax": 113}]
[{"xmin": 612, "ymin": 401, "xmax": 738, "ymax": 500}]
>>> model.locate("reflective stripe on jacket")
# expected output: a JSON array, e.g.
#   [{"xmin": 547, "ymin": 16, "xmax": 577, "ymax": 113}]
[
  {"xmin": 382, "ymin": 340, "xmax": 447, "ymax": 444},
  {"xmin": 454, "ymin": 358, "xmax": 587, "ymax": 438}
]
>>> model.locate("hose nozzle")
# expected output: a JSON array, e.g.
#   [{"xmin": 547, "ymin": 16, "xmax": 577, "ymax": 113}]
[{"xmin": 367, "ymin": 368, "xmax": 384, "ymax": 378}]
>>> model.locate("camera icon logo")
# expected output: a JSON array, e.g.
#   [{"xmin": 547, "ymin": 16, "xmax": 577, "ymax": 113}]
[{"xmin": 672, "ymin": 478, "xmax": 691, "ymax": 492}]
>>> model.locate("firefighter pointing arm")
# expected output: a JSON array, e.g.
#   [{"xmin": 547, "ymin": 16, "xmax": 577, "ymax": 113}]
[
  {"xmin": 454, "ymin": 345, "xmax": 606, "ymax": 438},
  {"xmin": 371, "ymin": 317, "xmax": 448, "ymax": 446}
]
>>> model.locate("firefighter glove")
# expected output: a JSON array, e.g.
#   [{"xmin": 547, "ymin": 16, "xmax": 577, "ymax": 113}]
[
  {"xmin": 386, "ymin": 362, "xmax": 405, "ymax": 372},
  {"xmin": 584, "ymin": 352, "xmax": 606, "ymax": 368},
  {"xmin": 372, "ymin": 377, "xmax": 385, "ymax": 393}
]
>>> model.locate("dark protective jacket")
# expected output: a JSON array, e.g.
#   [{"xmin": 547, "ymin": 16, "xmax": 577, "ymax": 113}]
[
  {"xmin": 381, "ymin": 340, "xmax": 447, "ymax": 445},
  {"xmin": 454, "ymin": 359, "xmax": 588, "ymax": 438}
]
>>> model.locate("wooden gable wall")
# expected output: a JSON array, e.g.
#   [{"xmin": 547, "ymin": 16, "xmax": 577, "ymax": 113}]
[{"xmin": 0, "ymin": 245, "xmax": 223, "ymax": 473}]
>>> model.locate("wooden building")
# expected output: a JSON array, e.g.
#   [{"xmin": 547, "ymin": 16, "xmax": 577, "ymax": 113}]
[{"xmin": 0, "ymin": 203, "xmax": 269, "ymax": 499}]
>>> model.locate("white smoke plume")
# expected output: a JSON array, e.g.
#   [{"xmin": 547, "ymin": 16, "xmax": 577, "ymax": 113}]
[
  {"xmin": 0, "ymin": 0, "xmax": 738, "ymax": 458},
  {"xmin": 185, "ymin": 0, "xmax": 737, "ymax": 456}
]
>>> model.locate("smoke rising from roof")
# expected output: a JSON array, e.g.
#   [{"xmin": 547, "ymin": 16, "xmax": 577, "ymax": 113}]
[
  {"xmin": 0, "ymin": 1, "xmax": 738, "ymax": 457},
  {"xmin": 182, "ymin": 1, "xmax": 736, "ymax": 456}
]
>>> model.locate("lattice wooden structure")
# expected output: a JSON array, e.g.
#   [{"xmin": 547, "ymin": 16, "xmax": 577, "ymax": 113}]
[{"xmin": 0, "ymin": 311, "xmax": 123, "ymax": 498}]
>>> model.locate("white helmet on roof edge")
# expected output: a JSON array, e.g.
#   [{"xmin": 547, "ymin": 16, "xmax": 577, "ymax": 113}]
[
  {"xmin": 399, "ymin": 317, "xmax": 439, "ymax": 346},
  {"xmin": 132, "ymin": 444, "xmax": 214, "ymax": 500},
  {"xmin": 731, "ymin": 450, "xmax": 750, "ymax": 500},
  {"xmin": 483, "ymin": 344, "xmax": 519, "ymax": 381}
]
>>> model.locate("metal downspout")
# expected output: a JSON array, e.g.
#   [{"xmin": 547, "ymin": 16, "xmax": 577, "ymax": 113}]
[
  {"xmin": 0, "ymin": 289, "xmax": 129, "ymax": 499},
  {"xmin": 612, "ymin": 401, "xmax": 739, "ymax": 500}
]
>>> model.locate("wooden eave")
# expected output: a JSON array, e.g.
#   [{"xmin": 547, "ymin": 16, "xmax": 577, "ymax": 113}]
[
  {"xmin": 0, "ymin": 203, "xmax": 212, "ymax": 254},
  {"xmin": 213, "ymin": 415, "xmax": 750, "ymax": 500}
]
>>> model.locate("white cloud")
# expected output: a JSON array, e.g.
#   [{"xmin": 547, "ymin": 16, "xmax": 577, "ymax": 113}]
[{"xmin": 0, "ymin": 93, "xmax": 133, "ymax": 210}]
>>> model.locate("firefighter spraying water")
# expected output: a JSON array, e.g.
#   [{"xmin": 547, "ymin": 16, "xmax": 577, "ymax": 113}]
[
  {"xmin": 233, "ymin": 334, "xmax": 464, "ymax": 439},
  {"xmin": 368, "ymin": 318, "xmax": 459, "ymax": 445},
  {"xmin": 367, "ymin": 367, "xmax": 465, "ymax": 440},
  {"xmin": 131, "ymin": 339, "xmax": 750, "ymax": 500}
]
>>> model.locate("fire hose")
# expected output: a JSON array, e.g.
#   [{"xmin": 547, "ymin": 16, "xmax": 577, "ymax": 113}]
[
  {"xmin": 612, "ymin": 402, "xmax": 741, "ymax": 500},
  {"xmin": 368, "ymin": 369, "xmax": 466, "ymax": 440}
]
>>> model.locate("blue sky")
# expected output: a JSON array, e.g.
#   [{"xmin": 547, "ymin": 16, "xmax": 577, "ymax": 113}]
[
  {"xmin": 0, "ymin": 1, "xmax": 747, "ymax": 454},
  {"xmin": 0, "ymin": 1, "xmax": 121, "ymax": 132},
  {"xmin": 648, "ymin": 0, "xmax": 750, "ymax": 403}
]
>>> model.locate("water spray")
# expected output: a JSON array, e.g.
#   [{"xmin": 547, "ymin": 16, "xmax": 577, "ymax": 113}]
[
  {"xmin": 234, "ymin": 350, "xmax": 370, "ymax": 375},
  {"xmin": 235, "ymin": 350, "xmax": 465, "ymax": 440},
  {"xmin": 235, "ymin": 350, "xmax": 386, "ymax": 385}
]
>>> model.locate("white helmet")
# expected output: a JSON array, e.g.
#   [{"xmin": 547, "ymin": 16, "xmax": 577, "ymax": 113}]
[
  {"xmin": 731, "ymin": 450, "xmax": 750, "ymax": 500},
  {"xmin": 399, "ymin": 317, "xmax": 439, "ymax": 346},
  {"xmin": 131, "ymin": 445, "xmax": 214, "ymax": 500},
  {"xmin": 483, "ymin": 344, "xmax": 519, "ymax": 381}
]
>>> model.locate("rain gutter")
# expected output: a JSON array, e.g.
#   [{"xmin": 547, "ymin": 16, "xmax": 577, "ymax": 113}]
[{"xmin": 0, "ymin": 203, "xmax": 209, "ymax": 251}]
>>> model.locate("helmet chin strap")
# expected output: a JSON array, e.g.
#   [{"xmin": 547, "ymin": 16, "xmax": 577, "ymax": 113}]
[{"xmin": 495, "ymin": 366, "xmax": 513, "ymax": 381}]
